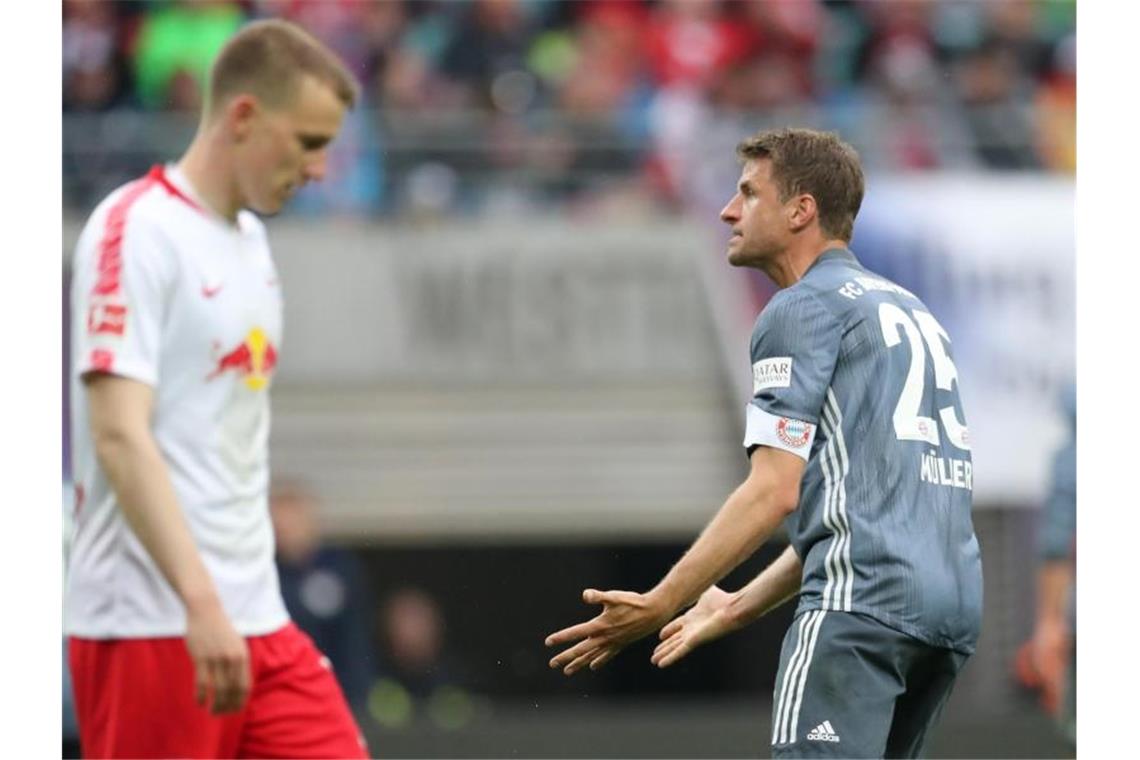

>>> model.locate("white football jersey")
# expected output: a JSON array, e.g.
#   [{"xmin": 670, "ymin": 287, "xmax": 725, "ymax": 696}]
[{"xmin": 65, "ymin": 165, "xmax": 289, "ymax": 638}]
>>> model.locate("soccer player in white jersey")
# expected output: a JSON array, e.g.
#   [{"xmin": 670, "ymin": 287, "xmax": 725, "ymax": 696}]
[{"xmin": 66, "ymin": 20, "xmax": 368, "ymax": 759}]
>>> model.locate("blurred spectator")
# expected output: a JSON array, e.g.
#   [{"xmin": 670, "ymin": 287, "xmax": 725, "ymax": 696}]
[
  {"xmin": 439, "ymin": 0, "xmax": 536, "ymax": 111},
  {"xmin": 844, "ymin": 0, "xmax": 975, "ymax": 171},
  {"xmin": 1014, "ymin": 383, "xmax": 1076, "ymax": 746},
  {"xmin": 735, "ymin": 0, "xmax": 821, "ymax": 98},
  {"xmin": 271, "ymin": 480, "xmax": 374, "ymax": 710},
  {"xmin": 640, "ymin": 0, "xmax": 758, "ymax": 206},
  {"xmin": 535, "ymin": 2, "xmax": 652, "ymax": 203},
  {"xmin": 62, "ymin": 0, "xmax": 1078, "ymax": 214},
  {"xmin": 261, "ymin": 0, "xmax": 406, "ymax": 91},
  {"xmin": 63, "ymin": 0, "xmax": 132, "ymax": 111},
  {"xmin": 368, "ymin": 587, "xmax": 473, "ymax": 730},
  {"xmin": 953, "ymin": 38, "xmax": 1040, "ymax": 170},
  {"xmin": 982, "ymin": 0, "xmax": 1053, "ymax": 80},
  {"xmin": 1033, "ymin": 32, "xmax": 1076, "ymax": 173},
  {"xmin": 643, "ymin": 0, "xmax": 758, "ymax": 92},
  {"xmin": 132, "ymin": 0, "xmax": 246, "ymax": 110},
  {"xmin": 852, "ymin": 0, "xmax": 937, "ymax": 86}
]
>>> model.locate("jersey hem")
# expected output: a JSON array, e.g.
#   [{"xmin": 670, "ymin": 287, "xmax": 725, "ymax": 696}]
[
  {"xmin": 794, "ymin": 600, "xmax": 977, "ymax": 655},
  {"xmin": 64, "ymin": 613, "xmax": 291, "ymax": 641}
]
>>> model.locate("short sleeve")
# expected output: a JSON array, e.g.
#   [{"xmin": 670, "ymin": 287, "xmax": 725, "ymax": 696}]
[
  {"xmin": 743, "ymin": 288, "xmax": 844, "ymax": 461},
  {"xmin": 72, "ymin": 208, "xmax": 173, "ymax": 387}
]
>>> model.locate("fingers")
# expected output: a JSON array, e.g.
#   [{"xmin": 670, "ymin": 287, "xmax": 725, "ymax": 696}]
[
  {"xmin": 650, "ymin": 636, "xmax": 675, "ymax": 666},
  {"xmin": 206, "ymin": 658, "xmax": 229, "ymax": 713},
  {"xmin": 206, "ymin": 653, "xmax": 251, "ymax": 714},
  {"xmin": 653, "ymin": 638, "xmax": 690, "ymax": 669},
  {"xmin": 589, "ymin": 649, "xmax": 616, "ymax": 671},
  {"xmin": 549, "ymin": 636, "xmax": 600, "ymax": 672},
  {"xmin": 194, "ymin": 660, "xmax": 211, "ymax": 707},
  {"xmin": 564, "ymin": 646, "xmax": 604, "ymax": 675},
  {"xmin": 545, "ymin": 618, "xmax": 602, "ymax": 648},
  {"xmin": 587, "ymin": 589, "xmax": 639, "ymax": 607},
  {"xmin": 659, "ymin": 617, "xmax": 684, "ymax": 640},
  {"xmin": 231, "ymin": 656, "xmax": 252, "ymax": 712}
]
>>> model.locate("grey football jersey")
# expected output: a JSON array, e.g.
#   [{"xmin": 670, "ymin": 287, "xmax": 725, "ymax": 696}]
[{"xmin": 744, "ymin": 248, "xmax": 983, "ymax": 654}]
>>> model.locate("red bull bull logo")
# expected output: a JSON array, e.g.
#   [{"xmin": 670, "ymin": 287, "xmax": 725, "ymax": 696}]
[{"xmin": 208, "ymin": 327, "xmax": 278, "ymax": 390}]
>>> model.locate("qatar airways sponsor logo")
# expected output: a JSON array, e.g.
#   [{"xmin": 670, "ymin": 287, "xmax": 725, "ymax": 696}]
[{"xmin": 753, "ymin": 357, "xmax": 792, "ymax": 393}]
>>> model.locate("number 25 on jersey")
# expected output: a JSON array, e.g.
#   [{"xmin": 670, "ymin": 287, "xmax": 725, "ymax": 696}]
[{"xmin": 878, "ymin": 304, "xmax": 970, "ymax": 451}]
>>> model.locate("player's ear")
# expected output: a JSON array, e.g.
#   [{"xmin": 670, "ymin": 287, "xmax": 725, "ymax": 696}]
[
  {"xmin": 225, "ymin": 94, "xmax": 260, "ymax": 142},
  {"xmin": 787, "ymin": 194, "xmax": 817, "ymax": 233}
]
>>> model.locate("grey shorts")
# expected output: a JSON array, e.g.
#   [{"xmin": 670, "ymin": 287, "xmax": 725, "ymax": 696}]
[{"xmin": 769, "ymin": 610, "xmax": 970, "ymax": 759}]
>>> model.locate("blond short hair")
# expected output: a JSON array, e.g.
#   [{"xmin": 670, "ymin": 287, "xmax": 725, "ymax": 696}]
[{"xmin": 207, "ymin": 19, "xmax": 359, "ymax": 116}]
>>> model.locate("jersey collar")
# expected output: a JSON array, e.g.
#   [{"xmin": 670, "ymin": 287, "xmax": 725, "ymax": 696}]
[
  {"xmin": 147, "ymin": 165, "xmax": 206, "ymax": 216},
  {"xmin": 805, "ymin": 247, "xmax": 861, "ymax": 276},
  {"xmin": 153, "ymin": 164, "xmax": 252, "ymax": 233}
]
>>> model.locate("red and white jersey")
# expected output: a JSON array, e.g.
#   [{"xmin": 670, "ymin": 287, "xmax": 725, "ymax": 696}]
[{"xmin": 66, "ymin": 165, "xmax": 289, "ymax": 638}]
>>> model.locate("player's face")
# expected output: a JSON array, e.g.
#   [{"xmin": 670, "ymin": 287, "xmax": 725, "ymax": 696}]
[
  {"xmin": 234, "ymin": 76, "xmax": 347, "ymax": 215},
  {"xmin": 719, "ymin": 159, "xmax": 791, "ymax": 268}
]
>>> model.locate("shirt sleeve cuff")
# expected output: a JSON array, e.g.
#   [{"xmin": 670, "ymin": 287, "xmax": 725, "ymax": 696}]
[
  {"xmin": 76, "ymin": 350, "xmax": 158, "ymax": 388},
  {"xmin": 743, "ymin": 404, "xmax": 817, "ymax": 462}
]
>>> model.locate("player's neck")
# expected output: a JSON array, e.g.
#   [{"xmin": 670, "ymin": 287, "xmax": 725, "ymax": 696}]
[
  {"xmin": 767, "ymin": 238, "xmax": 850, "ymax": 288},
  {"xmin": 177, "ymin": 132, "xmax": 243, "ymax": 225}
]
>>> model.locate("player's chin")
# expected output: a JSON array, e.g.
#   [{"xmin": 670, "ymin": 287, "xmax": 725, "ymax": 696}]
[
  {"xmin": 250, "ymin": 196, "xmax": 286, "ymax": 217},
  {"xmin": 726, "ymin": 246, "xmax": 752, "ymax": 268}
]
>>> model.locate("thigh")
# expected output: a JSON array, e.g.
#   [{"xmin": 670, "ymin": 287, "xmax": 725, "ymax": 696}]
[
  {"xmin": 884, "ymin": 647, "xmax": 968, "ymax": 759},
  {"xmin": 67, "ymin": 636, "xmax": 241, "ymax": 759},
  {"xmin": 770, "ymin": 611, "xmax": 907, "ymax": 759},
  {"xmin": 239, "ymin": 623, "xmax": 369, "ymax": 759}
]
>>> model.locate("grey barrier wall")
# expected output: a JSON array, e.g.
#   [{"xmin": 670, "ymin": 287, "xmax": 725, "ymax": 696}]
[{"xmin": 65, "ymin": 216, "xmax": 748, "ymax": 540}]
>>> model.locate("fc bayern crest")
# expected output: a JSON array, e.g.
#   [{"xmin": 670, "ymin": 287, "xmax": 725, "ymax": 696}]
[{"xmin": 777, "ymin": 417, "xmax": 812, "ymax": 448}]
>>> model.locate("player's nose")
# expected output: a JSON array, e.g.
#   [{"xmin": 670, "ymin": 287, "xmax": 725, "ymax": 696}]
[
  {"xmin": 719, "ymin": 197, "xmax": 740, "ymax": 224},
  {"xmin": 303, "ymin": 152, "xmax": 328, "ymax": 183}
]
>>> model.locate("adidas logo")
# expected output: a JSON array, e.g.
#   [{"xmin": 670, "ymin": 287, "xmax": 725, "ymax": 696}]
[{"xmin": 806, "ymin": 721, "xmax": 841, "ymax": 743}]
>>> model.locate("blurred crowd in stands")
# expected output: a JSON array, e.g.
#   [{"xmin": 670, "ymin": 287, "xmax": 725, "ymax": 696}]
[{"xmin": 63, "ymin": 0, "xmax": 1075, "ymax": 213}]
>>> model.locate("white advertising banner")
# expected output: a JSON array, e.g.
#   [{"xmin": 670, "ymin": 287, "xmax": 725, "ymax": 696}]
[{"xmin": 852, "ymin": 174, "xmax": 1075, "ymax": 506}]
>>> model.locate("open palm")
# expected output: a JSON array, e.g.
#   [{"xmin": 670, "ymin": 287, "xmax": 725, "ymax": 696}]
[{"xmin": 651, "ymin": 585, "xmax": 738, "ymax": 668}]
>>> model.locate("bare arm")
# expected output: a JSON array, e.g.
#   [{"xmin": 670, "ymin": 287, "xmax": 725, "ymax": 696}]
[
  {"xmin": 85, "ymin": 373, "xmax": 250, "ymax": 713},
  {"xmin": 650, "ymin": 543, "xmax": 801, "ymax": 668},
  {"xmin": 546, "ymin": 445, "xmax": 804, "ymax": 674},
  {"xmin": 724, "ymin": 543, "xmax": 802, "ymax": 628},
  {"xmin": 1036, "ymin": 561, "xmax": 1073, "ymax": 626},
  {"xmin": 649, "ymin": 446, "xmax": 804, "ymax": 614}
]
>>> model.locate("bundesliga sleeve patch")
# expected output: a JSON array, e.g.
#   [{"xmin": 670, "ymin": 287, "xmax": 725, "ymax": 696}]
[
  {"xmin": 743, "ymin": 404, "xmax": 817, "ymax": 461},
  {"xmin": 87, "ymin": 302, "xmax": 127, "ymax": 336},
  {"xmin": 753, "ymin": 357, "xmax": 793, "ymax": 393}
]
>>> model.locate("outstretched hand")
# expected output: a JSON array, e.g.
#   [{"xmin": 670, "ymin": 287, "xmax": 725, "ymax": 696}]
[
  {"xmin": 651, "ymin": 585, "xmax": 738, "ymax": 669},
  {"xmin": 545, "ymin": 589, "xmax": 672, "ymax": 675}
]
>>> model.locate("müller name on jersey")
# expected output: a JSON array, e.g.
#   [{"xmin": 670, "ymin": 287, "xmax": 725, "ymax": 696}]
[{"xmin": 920, "ymin": 450, "xmax": 973, "ymax": 491}]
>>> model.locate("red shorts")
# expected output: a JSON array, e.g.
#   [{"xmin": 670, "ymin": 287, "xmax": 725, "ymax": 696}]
[{"xmin": 68, "ymin": 622, "xmax": 369, "ymax": 759}]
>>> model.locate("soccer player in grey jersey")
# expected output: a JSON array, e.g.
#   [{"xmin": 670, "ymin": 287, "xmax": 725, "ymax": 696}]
[{"xmin": 546, "ymin": 128, "xmax": 983, "ymax": 758}]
